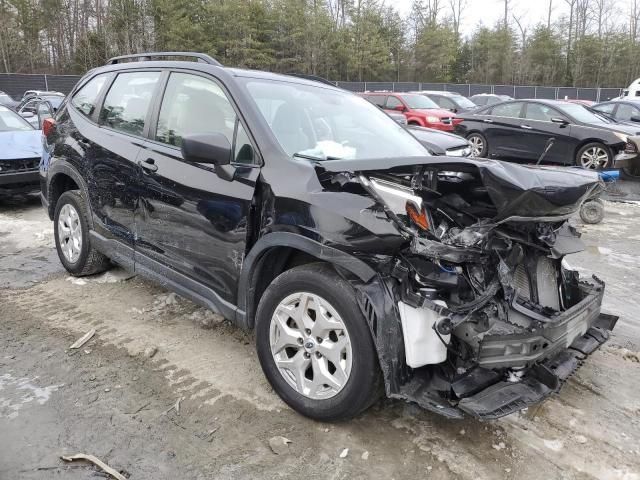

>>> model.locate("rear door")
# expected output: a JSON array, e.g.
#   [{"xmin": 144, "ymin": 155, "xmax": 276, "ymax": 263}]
[
  {"xmin": 521, "ymin": 102, "xmax": 574, "ymax": 164},
  {"xmin": 135, "ymin": 71, "xmax": 260, "ymax": 305},
  {"xmin": 89, "ymin": 70, "xmax": 162, "ymax": 250},
  {"xmin": 483, "ymin": 102, "xmax": 525, "ymax": 158}
]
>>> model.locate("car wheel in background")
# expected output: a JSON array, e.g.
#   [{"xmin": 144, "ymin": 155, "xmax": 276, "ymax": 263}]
[
  {"xmin": 580, "ymin": 198, "xmax": 605, "ymax": 224},
  {"xmin": 577, "ymin": 143, "xmax": 611, "ymax": 170},
  {"xmin": 255, "ymin": 263, "xmax": 382, "ymax": 421},
  {"xmin": 54, "ymin": 190, "xmax": 110, "ymax": 276},
  {"xmin": 467, "ymin": 133, "xmax": 488, "ymax": 157}
]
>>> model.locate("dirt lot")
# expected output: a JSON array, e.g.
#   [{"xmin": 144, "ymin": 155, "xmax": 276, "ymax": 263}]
[{"xmin": 1, "ymin": 194, "xmax": 639, "ymax": 480}]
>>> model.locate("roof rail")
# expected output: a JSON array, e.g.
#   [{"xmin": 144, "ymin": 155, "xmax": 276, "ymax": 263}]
[
  {"xmin": 106, "ymin": 52, "xmax": 222, "ymax": 67},
  {"xmin": 285, "ymin": 73, "xmax": 336, "ymax": 87}
]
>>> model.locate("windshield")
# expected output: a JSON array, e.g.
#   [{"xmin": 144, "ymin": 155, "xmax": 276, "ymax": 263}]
[
  {"xmin": 243, "ymin": 80, "xmax": 427, "ymax": 161},
  {"xmin": 454, "ymin": 96, "xmax": 477, "ymax": 108},
  {"xmin": 402, "ymin": 94, "xmax": 439, "ymax": 109},
  {"xmin": 0, "ymin": 106, "xmax": 33, "ymax": 131},
  {"xmin": 559, "ymin": 103, "xmax": 614, "ymax": 124}
]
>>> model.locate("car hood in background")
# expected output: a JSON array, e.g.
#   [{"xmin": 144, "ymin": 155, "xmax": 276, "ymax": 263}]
[
  {"xmin": 0, "ymin": 130, "xmax": 41, "ymax": 160},
  {"xmin": 412, "ymin": 108, "xmax": 458, "ymax": 118},
  {"xmin": 407, "ymin": 126, "xmax": 468, "ymax": 154}
]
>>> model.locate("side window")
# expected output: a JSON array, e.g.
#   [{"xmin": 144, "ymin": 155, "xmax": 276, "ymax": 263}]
[
  {"xmin": 525, "ymin": 103, "xmax": 562, "ymax": 121},
  {"xmin": 593, "ymin": 103, "xmax": 615, "ymax": 115},
  {"xmin": 438, "ymin": 97, "xmax": 455, "ymax": 110},
  {"xmin": 21, "ymin": 99, "xmax": 38, "ymax": 114},
  {"xmin": 491, "ymin": 102, "xmax": 524, "ymax": 118},
  {"xmin": 367, "ymin": 95, "xmax": 386, "ymax": 108},
  {"xmin": 473, "ymin": 96, "xmax": 486, "ymax": 106},
  {"xmin": 155, "ymin": 72, "xmax": 236, "ymax": 147},
  {"xmin": 386, "ymin": 96, "xmax": 403, "ymax": 109},
  {"xmin": 99, "ymin": 71, "xmax": 160, "ymax": 136},
  {"xmin": 616, "ymin": 104, "xmax": 636, "ymax": 121},
  {"xmin": 72, "ymin": 74, "xmax": 108, "ymax": 117},
  {"xmin": 234, "ymin": 121, "xmax": 255, "ymax": 164}
]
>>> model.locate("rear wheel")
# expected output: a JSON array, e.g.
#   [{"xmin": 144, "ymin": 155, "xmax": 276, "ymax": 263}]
[
  {"xmin": 580, "ymin": 198, "xmax": 605, "ymax": 224},
  {"xmin": 255, "ymin": 263, "xmax": 381, "ymax": 421},
  {"xmin": 467, "ymin": 132, "xmax": 488, "ymax": 157},
  {"xmin": 576, "ymin": 143, "xmax": 611, "ymax": 170},
  {"xmin": 54, "ymin": 190, "xmax": 110, "ymax": 276}
]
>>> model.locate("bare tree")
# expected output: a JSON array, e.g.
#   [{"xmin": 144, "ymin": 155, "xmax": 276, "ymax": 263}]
[{"xmin": 449, "ymin": 0, "xmax": 467, "ymax": 37}]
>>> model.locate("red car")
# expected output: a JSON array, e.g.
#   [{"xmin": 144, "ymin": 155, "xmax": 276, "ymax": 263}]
[{"xmin": 360, "ymin": 92, "xmax": 461, "ymax": 131}]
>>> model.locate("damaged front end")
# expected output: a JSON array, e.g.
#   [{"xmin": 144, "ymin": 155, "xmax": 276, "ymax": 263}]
[{"xmin": 318, "ymin": 157, "xmax": 618, "ymax": 419}]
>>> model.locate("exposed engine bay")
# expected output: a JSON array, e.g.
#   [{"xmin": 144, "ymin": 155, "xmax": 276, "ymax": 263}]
[{"xmin": 318, "ymin": 157, "xmax": 618, "ymax": 419}]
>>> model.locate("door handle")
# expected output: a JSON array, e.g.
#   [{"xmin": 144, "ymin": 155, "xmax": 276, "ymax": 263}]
[
  {"xmin": 139, "ymin": 158, "xmax": 158, "ymax": 172},
  {"xmin": 521, "ymin": 125, "xmax": 533, "ymax": 130}
]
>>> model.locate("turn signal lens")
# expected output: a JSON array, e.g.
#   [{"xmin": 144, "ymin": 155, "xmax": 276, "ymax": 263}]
[
  {"xmin": 406, "ymin": 202, "xmax": 429, "ymax": 231},
  {"xmin": 42, "ymin": 117, "xmax": 56, "ymax": 138}
]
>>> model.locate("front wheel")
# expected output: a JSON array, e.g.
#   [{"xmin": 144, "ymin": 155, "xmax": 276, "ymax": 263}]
[
  {"xmin": 577, "ymin": 143, "xmax": 611, "ymax": 170},
  {"xmin": 467, "ymin": 132, "xmax": 488, "ymax": 157},
  {"xmin": 255, "ymin": 263, "xmax": 381, "ymax": 421}
]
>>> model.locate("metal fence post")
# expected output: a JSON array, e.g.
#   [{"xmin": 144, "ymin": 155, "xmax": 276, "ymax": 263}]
[{"xmin": 44, "ymin": 74, "xmax": 48, "ymax": 90}]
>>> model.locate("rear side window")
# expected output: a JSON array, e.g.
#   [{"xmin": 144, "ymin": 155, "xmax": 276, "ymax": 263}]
[
  {"xmin": 436, "ymin": 96, "xmax": 455, "ymax": 110},
  {"xmin": 472, "ymin": 96, "xmax": 487, "ymax": 106},
  {"xmin": 593, "ymin": 103, "xmax": 615, "ymax": 115},
  {"xmin": 99, "ymin": 71, "xmax": 160, "ymax": 136},
  {"xmin": 72, "ymin": 74, "xmax": 108, "ymax": 117},
  {"xmin": 615, "ymin": 103, "xmax": 640, "ymax": 121},
  {"xmin": 366, "ymin": 95, "xmax": 386, "ymax": 108},
  {"xmin": 155, "ymin": 72, "xmax": 236, "ymax": 147},
  {"xmin": 490, "ymin": 102, "xmax": 524, "ymax": 118}
]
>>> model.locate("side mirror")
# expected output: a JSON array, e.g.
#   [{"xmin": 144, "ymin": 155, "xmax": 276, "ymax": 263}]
[
  {"xmin": 393, "ymin": 105, "xmax": 406, "ymax": 112},
  {"xmin": 181, "ymin": 133, "xmax": 231, "ymax": 166},
  {"xmin": 20, "ymin": 111, "xmax": 35, "ymax": 119},
  {"xmin": 551, "ymin": 117, "xmax": 569, "ymax": 125}
]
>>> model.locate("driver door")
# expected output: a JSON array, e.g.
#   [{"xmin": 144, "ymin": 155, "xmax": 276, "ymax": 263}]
[{"xmin": 135, "ymin": 71, "xmax": 260, "ymax": 305}]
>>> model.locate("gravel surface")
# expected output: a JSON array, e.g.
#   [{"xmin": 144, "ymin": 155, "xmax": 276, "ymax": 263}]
[{"xmin": 1, "ymin": 193, "xmax": 639, "ymax": 480}]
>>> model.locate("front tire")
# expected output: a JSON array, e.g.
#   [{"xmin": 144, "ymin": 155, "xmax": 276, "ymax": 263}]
[
  {"xmin": 255, "ymin": 263, "xmax": 381, "ymax": 421},
  {"xmin": 467, "ymin": 132, "xmax": 488, "ymax": 157},
  {"xmin": 577, "ymin": 143, "xmax": 611, "ymax": 170},
  {"xmin": 54, "ymin": 190, "xmax": 110, "ymax": 276}
]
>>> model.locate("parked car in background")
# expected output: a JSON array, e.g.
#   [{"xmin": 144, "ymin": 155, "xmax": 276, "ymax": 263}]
[
  {"xmin": 360, "ymin": 92, "xmax": 460, "ymax": 130},
  {"xmin": 40, "ymin": 52, "xmax": 615, "ymax": 422},
  {"xmin": 0, "ymin": 105, "xmax": 41, "ymax": 195},
  {"xmin": 565, "ymin": 99, "xmax": 595, "ymax": 107},
  {"xmin": 21, "ymin": 90, "xmax": 64, "ymax": 101},
  {"xmin": 469, "ymin": 94, "xmax": 513, "ymax": 107},
  {"xmin": 455, "ymin": 99, "xmax": 640, "ymax": 170},
  {"xmin": 17, "ymin": 94, "xmax": 64, "ymax": 115},
  {"xmin": 0, "ymin": 91, "xmax": 18, "ymax": 109},
  {"xmin": 16, "ymin": 98, "xmax": 57, "ymax": 128},
  {"xmin": 385, "ymin": 110, "xmax": 408, "ymax": 125},
  {"xmin": 414, "ymin": 90, "xmax": 478, "ymax": 114},
  {"xmin": 592, "ymin": 99, "xmax": 640, "ymax": 124},
  {"xmin": 406, "ymin": 125, "xmax": 472, "ymax": 156}
]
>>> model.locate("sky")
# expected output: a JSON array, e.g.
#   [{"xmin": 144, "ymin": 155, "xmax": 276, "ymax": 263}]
[{"xmin": 391, "ymin": 0, "xmax": 625, "ymax": 37}]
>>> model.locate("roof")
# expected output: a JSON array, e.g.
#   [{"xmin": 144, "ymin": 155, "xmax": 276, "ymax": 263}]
[{"xmin": 417, "ymin": 90, "xmax": 463, "ymax": 96}]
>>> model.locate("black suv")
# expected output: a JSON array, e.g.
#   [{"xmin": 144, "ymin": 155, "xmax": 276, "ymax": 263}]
[{"xmin": 41, "ymin": 52, "xmax": 617, "ymax": 421}]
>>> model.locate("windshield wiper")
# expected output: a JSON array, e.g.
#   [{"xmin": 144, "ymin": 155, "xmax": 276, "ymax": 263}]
[{"xmin": 293, "ymin": 153, "xmax": 342, "ymax": 161}]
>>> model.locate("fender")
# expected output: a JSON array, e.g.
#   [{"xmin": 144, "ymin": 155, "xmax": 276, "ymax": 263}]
[
  {"xmin": 45, "ymin": 160, "xmax": 93, "ymax": 226},
  {"xmin": 235, "ymin": 232, "xmax": 377, "ymax": 329}
]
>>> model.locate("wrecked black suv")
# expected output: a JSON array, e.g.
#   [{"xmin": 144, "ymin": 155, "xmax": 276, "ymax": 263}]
[{"xmin": 41, "ymin": 52, "xmax": 617, "ymax": 421}]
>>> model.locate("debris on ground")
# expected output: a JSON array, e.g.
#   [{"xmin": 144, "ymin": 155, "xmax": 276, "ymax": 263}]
[
  {"xmin": 361, "ymin": 451, "xmax": 369, "ymax": 460},
  {"xmin": 339, "ymin": 448, "xmax": 349, "ymax": 458},
  {"xmin": 163, "ymin": 397, "xmax": 184, "ymax": 416},
  {"xmin": 69, "ymin": 329, "xmax": 96, "ymax": 349},
  {"xmin": 66, "ymin": 277, "xmax": 87, "ymax": 286},
  {"xmin": 492, "ymin": 442, "xmax": 506, "ymax": 451},
  {"xmin": 144, "ymin": 346, "xmax": 158, "ymax": 358},
  {"xmin": 268, "ymin": 436, "xmax": 292, "ymax": 455},
  {"xmin": 60, "ymin": 453, "xmax": 127, "ymax": 480}
]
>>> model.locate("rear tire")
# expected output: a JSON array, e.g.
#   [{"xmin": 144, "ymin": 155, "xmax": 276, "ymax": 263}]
[
  {"xmin": 255, "ymin": 263, "xmax": 382, "ymax": 421},
  {"xmin": 54, "ymin": 190, "xmax": 110, "ymax": 276},
  {"xmin": 467, "ymin": 132, "xmax": 488, "ymax": 157},
  {"xmin": 580, "ymin": 198, "xmax": 605, "ymax": 224}
]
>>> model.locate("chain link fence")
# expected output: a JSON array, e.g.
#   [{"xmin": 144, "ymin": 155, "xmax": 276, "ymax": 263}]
[{"xmin": 0, "ymin": 73, "xmax": 624, "ymax": 103}]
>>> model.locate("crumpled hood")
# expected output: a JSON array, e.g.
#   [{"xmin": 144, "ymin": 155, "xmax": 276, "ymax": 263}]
[
  {"xmin": 318, "ymin": 156, "xmax": 602, "ymax": 220},
  {"xmin": 0, "ymin": 130, "xmax": 41, "ymax": 160}
]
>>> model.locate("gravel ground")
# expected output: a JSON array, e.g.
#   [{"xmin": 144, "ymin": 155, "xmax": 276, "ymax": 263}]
[{"xmin": 1, "ymin": 193, "xmax": 639, "ymax": 480}]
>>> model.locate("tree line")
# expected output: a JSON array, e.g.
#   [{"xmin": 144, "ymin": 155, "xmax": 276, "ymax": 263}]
[{"xmin": 2, "ymin": 0, "xmax": 640, "ymax": 88}]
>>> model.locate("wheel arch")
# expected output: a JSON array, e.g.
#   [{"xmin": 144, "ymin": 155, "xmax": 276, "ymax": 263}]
[
  {"xmin": 47, "ymin": 162, "xmax": 91, "ymax": 225},
  {"xmin": 574, "ymin": 139, "xmax": 613, "ymax": 163},
  {"xmin": 236, "ymin": 232, "xmax": 377, "ymax": 330}
]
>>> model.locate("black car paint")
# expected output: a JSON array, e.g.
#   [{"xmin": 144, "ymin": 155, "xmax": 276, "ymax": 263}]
[
  {"xmin": 406, "ymin": 125, "xmax": 470, "ymax": 155},
  {"xmin": 41, "ymin": 61, "xmax": 616, "ymax": 419},
  {"xmin": 456, "ymin": 99, "xmax": 640, "ymax": 165}
]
